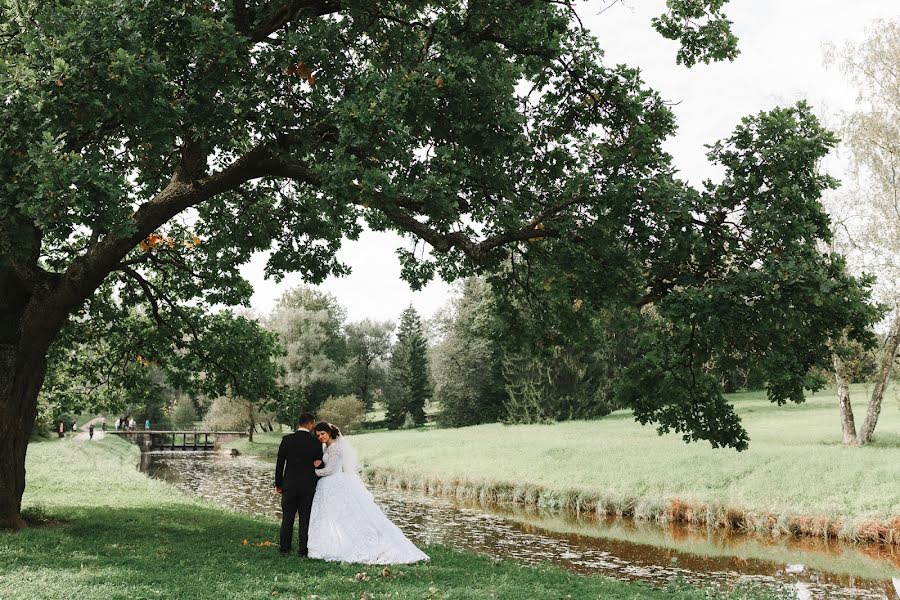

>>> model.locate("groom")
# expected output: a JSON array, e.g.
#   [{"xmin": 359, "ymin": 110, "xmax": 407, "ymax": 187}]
[{"xmin": 275, "ymin": 412, "xmax": 324, "ymax": 556}]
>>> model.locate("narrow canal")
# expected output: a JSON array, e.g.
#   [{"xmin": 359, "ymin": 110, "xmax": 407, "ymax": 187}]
[{"xmin": 141, "ymin": 451, "xmax": 900, "ymax": 600}]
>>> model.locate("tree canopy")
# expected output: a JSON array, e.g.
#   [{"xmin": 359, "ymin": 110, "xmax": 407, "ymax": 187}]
[{"xmin": 0, "ymin": 0, "xmax": 879, "ymax": 528}]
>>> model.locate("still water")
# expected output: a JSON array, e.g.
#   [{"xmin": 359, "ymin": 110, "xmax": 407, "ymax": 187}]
[{"xmin": 142, "ymin": 451, "xmax": 900, "ymax": 600}]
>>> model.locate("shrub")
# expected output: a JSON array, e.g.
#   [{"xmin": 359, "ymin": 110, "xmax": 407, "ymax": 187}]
[
  {"xmin": 317, "ymin": 395, "xmax": 365, "ymax": 433},
  {"xmin": 171, "ymin": 396, "xmax": 199, "ymax": 429}
]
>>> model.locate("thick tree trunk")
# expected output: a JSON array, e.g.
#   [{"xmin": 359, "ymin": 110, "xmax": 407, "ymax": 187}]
[
  {"xmin": 0, "ymin": 368, "xmax": 38, "ymax": 529},
  {"xmin": 361, "ymin": 361, "xmax": 371, "ymax": 409},
  {"xmin": 0, "ymin": 295, "xmax": 59, "ymax": 529},
  {"xmin": 857, "ymin": 310, "xmax": 900, "ymax": 445},
  {"xmin": 832, "ymin": 353, "xmax": 857, "ymax": 445}
]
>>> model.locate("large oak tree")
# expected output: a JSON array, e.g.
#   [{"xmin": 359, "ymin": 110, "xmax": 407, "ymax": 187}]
[{"xmin": 0, "ymin": 0, "xmax": 876, "ymax": 528}]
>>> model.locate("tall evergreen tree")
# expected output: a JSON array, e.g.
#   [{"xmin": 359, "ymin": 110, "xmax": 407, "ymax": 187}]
[{"xmin": 385, "ymin": 306, "xmax": 431, "ymax": 428}]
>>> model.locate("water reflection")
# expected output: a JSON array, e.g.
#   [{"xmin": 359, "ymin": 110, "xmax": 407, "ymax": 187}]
[{"xmin": 142, "ymin": 452, "xmax": 899, "ymax": 600}]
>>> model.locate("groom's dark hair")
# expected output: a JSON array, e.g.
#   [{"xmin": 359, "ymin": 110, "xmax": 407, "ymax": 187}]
[{"xmin": 296, "ymin": 412, "xmax": 316, "ymax": 426}]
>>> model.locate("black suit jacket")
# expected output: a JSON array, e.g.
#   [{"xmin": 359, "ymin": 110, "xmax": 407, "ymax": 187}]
[{"xmin": 275, "ymin": 429, "xmax": 324, "ymax": 493}]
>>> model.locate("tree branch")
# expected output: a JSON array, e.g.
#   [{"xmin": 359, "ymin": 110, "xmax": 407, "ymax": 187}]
[
  {"xmin": 255, "ymin": 152, "xmax": 565, "ymax": 266},
  {"xmin": 115, "ymin": 265, "xmax": 185, "ymax": 347},
  {"xmin": 250, "ymin": 0, "xmax": 341, "ymax": 42}
]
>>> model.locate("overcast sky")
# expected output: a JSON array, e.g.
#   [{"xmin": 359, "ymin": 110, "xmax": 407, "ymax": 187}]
[{"xmin": 240, "ymin": 0, "xmax": 898, "ymax": 323}]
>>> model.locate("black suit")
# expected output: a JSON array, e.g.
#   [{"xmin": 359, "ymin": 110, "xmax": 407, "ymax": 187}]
[{"xmin": 275, "ymin": 428, "xmax": 324, "ymax": 554}]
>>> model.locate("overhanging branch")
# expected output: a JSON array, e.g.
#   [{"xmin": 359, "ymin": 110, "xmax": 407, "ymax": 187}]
[{"xmin": 250, "ymin": 0, "xmax": 341, "ymax": 42}]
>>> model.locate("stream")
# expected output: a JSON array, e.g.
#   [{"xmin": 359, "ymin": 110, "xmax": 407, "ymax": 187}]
[{"xmin": 141, "ymin": 451, "xmax": 900, "ymax": 599}]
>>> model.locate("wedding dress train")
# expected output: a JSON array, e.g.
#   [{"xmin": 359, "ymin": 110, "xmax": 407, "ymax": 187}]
[{"xmin": 307, "ymin": 438, "xmax": 429, "ymax": 564}]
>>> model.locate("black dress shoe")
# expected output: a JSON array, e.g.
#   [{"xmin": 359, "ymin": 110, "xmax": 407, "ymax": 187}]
[
  {"xmin": 279, "ymin": 549, "xmax": 291, "ymax": 556},
  {"xmin": 298, "ymin": 551, "xmax": 308, "ymax": 557}
]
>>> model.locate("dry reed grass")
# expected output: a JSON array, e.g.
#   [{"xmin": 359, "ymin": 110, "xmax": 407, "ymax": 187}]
[{"xmin": 364, "ymin": 467, "xmax": 900, "ymax": 546}]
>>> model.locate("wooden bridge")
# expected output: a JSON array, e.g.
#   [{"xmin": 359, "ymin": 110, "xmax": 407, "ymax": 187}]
[{"xmin": 110, "ymin": 430, "xmax": 247, "ymax": 452}]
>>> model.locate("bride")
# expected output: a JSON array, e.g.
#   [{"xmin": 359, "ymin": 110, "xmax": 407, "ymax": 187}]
[{"xmin": 307, "ymin": 422, "xmax": 429, "ymax": 564}]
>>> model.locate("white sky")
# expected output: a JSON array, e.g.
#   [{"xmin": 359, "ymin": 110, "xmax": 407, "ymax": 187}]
[{"xmin": 241, "ymin": 0, "xmax": 899, "ymax": 324}]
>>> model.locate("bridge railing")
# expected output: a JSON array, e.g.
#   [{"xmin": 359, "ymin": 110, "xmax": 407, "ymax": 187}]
[{"xmin": 110, "ymin": 430, "xmax": 247, "ymax": 451}]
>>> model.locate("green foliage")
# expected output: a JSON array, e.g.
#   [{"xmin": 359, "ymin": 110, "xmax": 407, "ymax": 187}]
[
  {"xmin": 431, "ymin": 278, "xmax": 637, "ymax": 426},
  {"xmin": 171, "ymin": 396, "xmax": 198, "ymax": 429},
  {"xmin": 266, "ymin": 287, "xmax": 349, "ymax": 415},
  {"xmin": 385, "ymin": 306, "xmax": 431, "ymax": 428},
  {"xmin": 489, "ymin": 102, "xmax": 878, "ymax": 449},
  {"xmin": 202, "ymin": 396, "xmax": 245, "ymax": 432},
  {"xmin": 499, "ymin": 308, "xmax": 639, "ymax": 424},
  {"xmin": 651, "ymin": 0, "xmax": 740, "ymax": 66},
  {"xmin": 317, "ymin": 394, "xmax": 366, "ymax": 433},
  {"xmin": 41, "ymin": 300, "xmax": 285, "ymax": 425},
  {"xmin": 344, "ymin": 319, "xmax": 395, "ymax": 409},
  {"xmin": 432, "ymin": 278, "xmax": 508, "ymax": 427},
  {"xmin": 0, "ymin": 0, "xmax": 877, "ymax": 456},
  {"xmin": 833, "ymin": 337, "xmax": 882, "ymax": 384},
  {"xmin": 270, "ymin": 385, "xmax": 306, "ymax": 430}
]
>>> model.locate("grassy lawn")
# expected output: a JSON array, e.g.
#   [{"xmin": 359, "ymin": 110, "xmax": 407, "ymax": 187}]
[
  {"xmin": 2, "ymin": 436, "xmax": 783, "ymax": 600},
  {"xmin": 228, "ymin": 431, "xmax": 285, "ymax": 462}
]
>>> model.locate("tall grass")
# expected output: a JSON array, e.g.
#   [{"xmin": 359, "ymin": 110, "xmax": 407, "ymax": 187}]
[{"xmin": 350, "ymin": 385, "xmax": 900, "ymax": 545}]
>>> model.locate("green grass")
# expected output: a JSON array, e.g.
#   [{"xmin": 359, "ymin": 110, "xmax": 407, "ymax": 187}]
[
  {"xmin": 228, "ymin": 432, "xmax": 284, "ymax": 462},
  {"xmin": 2, "ymin": 436, "xmax": 784, "ymax": 599}
]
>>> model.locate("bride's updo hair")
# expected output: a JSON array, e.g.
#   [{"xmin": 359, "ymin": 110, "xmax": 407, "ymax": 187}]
[{"xmin": 314, "ymin": 421, "xmax": 341, "ymax": 439}]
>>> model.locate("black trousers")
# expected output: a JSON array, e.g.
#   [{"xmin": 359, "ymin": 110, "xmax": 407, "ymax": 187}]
[{"xmin": 279, "ymin": 487, "xmax": 316, "ymax": 554}]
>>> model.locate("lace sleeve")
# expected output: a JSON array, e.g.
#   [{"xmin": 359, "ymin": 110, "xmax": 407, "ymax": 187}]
[{"xmin": 315, "ymin": 444, "xmax": 342, "ymax": 477}]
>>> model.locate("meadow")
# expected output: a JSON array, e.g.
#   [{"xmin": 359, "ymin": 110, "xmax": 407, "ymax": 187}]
[
  {"xmin": 234, "ymin": 384, "xmax": 900, "ymax": 544},
  {"xmin": 1, "ymin": 435, "xmax": 784, "ymax": 599}
]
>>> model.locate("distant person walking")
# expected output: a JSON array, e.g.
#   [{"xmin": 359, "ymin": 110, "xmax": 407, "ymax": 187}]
[
  {"xmin": 58, "ymin": 422, "xmax": 64, "ymax": 438},
  {"xmin": 101, "ymin": 418, "xmax": 106, "ymax": 431},
  {"xmin": 145, "ymin": 418, "xmax": 151, "ymax": 431},
  {"xmin": 128, "ymin": 417, "xmax": 136, "ymax": 432},
  {"xmin": 114, "ymin": 418, "xmax": 120, "ymax": 432},
  {"xmin": 88, "ymin": 424, "xmax": 94, "ymax": 440},
  {"xmin": 71, "ymin": 422, "xmax": 77, "ymax": 433}
]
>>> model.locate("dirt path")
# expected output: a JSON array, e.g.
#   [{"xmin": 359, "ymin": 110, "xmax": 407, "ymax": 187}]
[{"xmin": 75, "ymin": 416, "xmax": 107, "ymax": 441}]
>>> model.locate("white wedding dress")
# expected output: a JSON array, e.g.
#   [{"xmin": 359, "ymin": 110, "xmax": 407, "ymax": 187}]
[{"xmin": 307, "ymin": 438, "xmax": 429, "ymax": 564}]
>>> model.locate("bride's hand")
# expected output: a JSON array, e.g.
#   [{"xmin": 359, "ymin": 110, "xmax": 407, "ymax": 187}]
[{"xmin": 313, "ymin": 460, "xmax": 322, "ymax": 468}]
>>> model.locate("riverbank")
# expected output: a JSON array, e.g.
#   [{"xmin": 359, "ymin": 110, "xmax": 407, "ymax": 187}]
[
  {"xmin": 232, "ymin": 385, "xmax": 900, "ymax": 546},
  {"xmin": 3, "ymin": 436, "xmax": 779, "ymax": 599}
]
